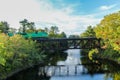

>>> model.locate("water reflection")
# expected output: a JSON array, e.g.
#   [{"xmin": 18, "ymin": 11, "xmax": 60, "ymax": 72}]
[
  {"xmin": 6, "ymin": 66, "xmax": 50, "ymax": 80},
  {"xmin": 6, "ymin": 49, "xmax": 120, "ymax": 80},
  {"xmin": 39, "ymin": 65, "xmax": 88, "ymax": 76},
  {"xmin": 57, "ymin": 49, "xmax": 80, "ymax": 65},
  {"xmin": 44, "ymin": 51, "xmax": 67, "ymax": 65}
]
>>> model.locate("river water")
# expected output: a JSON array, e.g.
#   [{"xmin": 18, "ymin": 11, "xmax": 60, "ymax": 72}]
[
  {"xmin": 49, "ymin": 49, "xmax": 112, "ymax": 80},
  {"xmin": 6, "ymin": 49, "xmax": 120, "ymax": 80}
]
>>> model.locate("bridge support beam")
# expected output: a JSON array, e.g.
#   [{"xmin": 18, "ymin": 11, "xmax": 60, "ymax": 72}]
[{"xmin": 34, "ymin": 38, "xmax": 101, "ymax": 50}]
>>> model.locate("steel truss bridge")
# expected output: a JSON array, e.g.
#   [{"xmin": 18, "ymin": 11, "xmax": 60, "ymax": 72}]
[{"xmin": 33, "ymin": 37, "xmax": 101, "ymax": 50}]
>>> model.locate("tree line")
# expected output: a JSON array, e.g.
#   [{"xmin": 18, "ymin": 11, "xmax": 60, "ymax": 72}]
[
  {"xmin": 0, "ymin": 19, "xmax": 67, "ymax": 38},
  {"xmin": 0, "ymin": 18, "xmax": 75, "ymax": 79},
  {"xmin": 80, "ymin": 11, "xmax": 120, "ymax": 80}
]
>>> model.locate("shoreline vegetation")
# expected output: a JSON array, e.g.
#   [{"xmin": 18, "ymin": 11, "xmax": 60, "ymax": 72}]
[
  {"xmin": 0, "ymin": 24, "xmax": 67, "ymax": 79},
  {"xmin": 0, "ymin": 34, "xmax": 45, "ymax": 80},
  {"xmin": 80, "ymin": 11, "xmax": 120, "ymax": 68}
]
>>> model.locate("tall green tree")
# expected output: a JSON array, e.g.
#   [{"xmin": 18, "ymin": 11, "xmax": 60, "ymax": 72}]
[
  {"xmin": 19, "ymin": 19, "xmax": 36, "ymax": 33},
  {"xmin": 0, "ymin": 21, "xmax": 9, "ymax": 33},
  {"xmin": 94, "ymin": 11, "xmax": 120, "ymax": 51},
  {"xmin": 26, "ymin": 22, "xmax": 36, "ymax": 32},
  {"xmin": 19, "ymin": 19, "xmax": 28, "ymax": 33},
  {"xmin": 93, "ymin": 11, "xmax": 120, "ymax": 62},
  {"xmin": 50, "ymin": 26, "xmax": 59, "ymax": 34},
  {"xmin": 80, "ymin": 25, "xmax": 96, "ymax": 58},
  {"xmin": 49, "ymin": 26, "xmax": 59, "ymax": 38},
  {"xmin": 59, "ymin": 32, "xmax": 67, "ymax": 38},
  {"xmin": 80, "ymin": 26, "xmax": 96, "ymax": 37},
  {"xmin": 0, "ymin": 33, "xmax": 45, "ymax": 79}
]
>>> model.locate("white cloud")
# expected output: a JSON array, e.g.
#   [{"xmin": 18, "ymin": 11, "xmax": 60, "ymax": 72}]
[
  {"xmin": 0, "ymin": 0, "xmax": 41, "ymax": 27},
  {"xmin": 0, "ymin": 0, "xmax": 100, "ymax": 35},
  {"xmin": 99, "ymin": 4, "xmax": 117, "ymax": 11}
]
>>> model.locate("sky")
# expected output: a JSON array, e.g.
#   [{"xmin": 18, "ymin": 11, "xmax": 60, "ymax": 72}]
[{"xmin": 0, "ymin": 0, "xmax": 120, "ymax": 35}]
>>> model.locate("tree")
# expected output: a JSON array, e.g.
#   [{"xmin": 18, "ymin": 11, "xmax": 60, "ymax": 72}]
[
  {"xmin": 80, "ymin": 26, "xmax": 96, "ymax": 37},
  {"xmin": 44, "ymin": 27, "xmax": 49, "ymax": 33},
  {"xmin": 0, "ymin": 21, "xmax": 9, "ymax": 33},
  {"xmin": 19, "ymin": 19, "xmax": 28, "ymax": 33},
  {"xmin": 80, "ymin": 25, "xmax": 96, "ymax": 59},
  {"xmin": 49, "ymin": 26, "xmax": 59, "ymax": 38},
  {"xmin": 94, "ymin": 11, "xmax": 120, "ymax": 51},
  {"xmin": 19, "ymin": 19, "xmax": 36, "ymax": 33},
  {"xmin": 59, "ymin": 32, "xmax": 67, "ymax": 38},
  {"xmin": 50, "ymin": 26, "xmax": 59, "ymax": 34},
  {"xmin": 26, "ymin": 22, "xmax": 36, "ymax": 33},
  {"xmin": 0, "ymin": 33, "xmax": 45, "ymax": 79}
]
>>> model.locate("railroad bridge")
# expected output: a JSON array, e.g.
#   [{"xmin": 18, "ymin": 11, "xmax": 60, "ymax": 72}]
[{"xmin": 33, "ymin": 37, "xmax": 101, "ymax": 50}]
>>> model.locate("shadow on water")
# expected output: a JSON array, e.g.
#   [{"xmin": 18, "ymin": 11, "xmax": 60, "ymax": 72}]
[
  {"xmin": 6, "ymin": 66, "xmax": 50, "ymax": 80},
  {"xmin": 6, "ymin": 49, "xmax": 120, "ymax": 80},
  {"xmin": 43, "ymin": 51, "xmax": 67, "ymax": 66}
]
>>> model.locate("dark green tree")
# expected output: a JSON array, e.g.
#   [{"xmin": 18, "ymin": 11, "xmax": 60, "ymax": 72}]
[
  {"xmin": 19, "ymin": 19, "xmax": 36, "ymax": 33},
  {"xmin": 19, "ymin": 19, "xmax": 28, "ymax": 33},
  {"xmin": 49, "ymin": 26, "xmax": 59, "ymax": 38},
  {"xmin": 44, "ymin": 27, "xmax": 49, "ymax": 33},
  {"xmin": 0, "ymin": 21, "xmax": 9, "ymax": 33},
  {"xmin": 27, "ymin": 22, "xmax": 35, "ymax": 31},
  {"xmin": 59, "ymin": 32, "xmax": 67, "ymax": 38}
]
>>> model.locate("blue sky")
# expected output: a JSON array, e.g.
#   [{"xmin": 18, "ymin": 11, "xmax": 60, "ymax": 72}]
[{"xmin": 0, "ymin": 0, "xmax": 120, "ymax": 35}]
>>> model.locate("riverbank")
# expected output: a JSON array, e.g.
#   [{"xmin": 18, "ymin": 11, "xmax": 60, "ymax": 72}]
[{"xmin": 93, "ymin": 57, "xmax": 120, "ymax": 72}]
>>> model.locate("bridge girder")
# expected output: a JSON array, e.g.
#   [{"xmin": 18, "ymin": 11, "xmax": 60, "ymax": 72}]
[{"xmin": 34, "ymin": 38, "xmax": 101, "ymax": 50}]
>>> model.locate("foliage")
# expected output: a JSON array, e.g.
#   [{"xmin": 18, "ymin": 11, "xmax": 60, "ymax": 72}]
[
  {"xmin": 76, "ymin": 11, "xmax": 120, "ymax": 62},
  {"xmin": 94, "ymin": 11, "xmax": 120, "ymax": 52},
  {"xmin": 93, "ymin": 11, "xmax": 120, "ymax": 64},
  {"xmin": 48, "ymin": 26, "xmax": 66, "ymax": 38},
  {"xmin": 113, "ymin": 73, "xmax": 120, "ymax": 80},
  {"xmin": 19, "ymin": 20, "xmax": 66, "ymax": 38},
  {"xmin": 0, "ymin": 43, "xmax": 6, "ymax": 66},
  {"xmin": 48, "ymin": 26, "xmax": 59, "ymax": 38},
  {"xmin": 0, "ymin": 21, "xmax": 9, "ymax": 33},
  {"xmin": 88, "ymin": 49, "xmax": 99, "ymax": 60},
  {"xmin": 19, "ymin": 19, "xmax": 36, "ymax": 33},
  {"xmin": 80, "ymin": 26, "xmax": 96, "ymax": 37},
  {"xmin": 0, "ymin": 33, "xmax": 44, "ymax": 79},
  {"xmin": 58, "ymin": 32, "xmax": 67, "ymax": 38},
  {"xmin": 80, "ymin": 25, "xmax": 96, "ymax": 59}
]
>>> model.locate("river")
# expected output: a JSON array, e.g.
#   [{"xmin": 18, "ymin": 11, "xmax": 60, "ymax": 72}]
[
  {"xmin": 6, "ymin": 49, "xmax": 120, "ymax": 80},
  {"xmin": 47, "ymin": 49, "xmax": 112, "ymax": 80}
]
